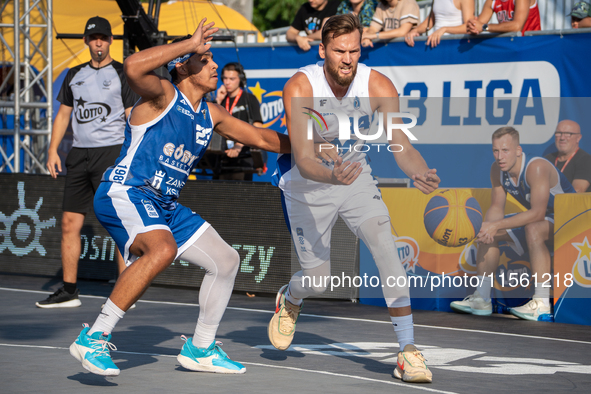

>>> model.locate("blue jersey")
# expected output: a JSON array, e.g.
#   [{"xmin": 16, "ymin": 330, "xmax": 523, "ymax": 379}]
[
  {"xmin": 103, "ymin": 85, "xmax": 214, "ymax": 208},
  {"xmin": 501, "ymin": 153, "xmax": 575, "ymax": 214}
]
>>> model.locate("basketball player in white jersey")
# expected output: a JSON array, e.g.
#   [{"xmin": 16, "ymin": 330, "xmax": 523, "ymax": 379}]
[
  {"xmin": 68, "ymin": 19, "xmax": 290, "ymax": 377},
  {"xmin": 269, "ymin": 14, "xmax": 439, "ymax": 383}
]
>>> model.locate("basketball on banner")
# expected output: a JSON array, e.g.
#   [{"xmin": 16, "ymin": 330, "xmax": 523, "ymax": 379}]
[{"xmin": 424, "ymin": 189, "xmax": 483, "ymax": 247}]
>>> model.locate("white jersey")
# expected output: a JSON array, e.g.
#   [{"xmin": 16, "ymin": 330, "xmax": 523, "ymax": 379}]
[{"xmin": 274, "ymin": 61, "xmax": 378, "ymax": 193}]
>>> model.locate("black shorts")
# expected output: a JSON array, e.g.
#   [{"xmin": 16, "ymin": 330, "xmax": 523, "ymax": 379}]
[{"xmin": 62, "ymin": 145, "xmax": 122, "ymax": 213}]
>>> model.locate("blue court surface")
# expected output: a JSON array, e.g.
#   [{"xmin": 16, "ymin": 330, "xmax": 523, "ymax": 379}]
[{"xmin": 1, "ymin": 273, "xmax": 590, "ymax": 394}]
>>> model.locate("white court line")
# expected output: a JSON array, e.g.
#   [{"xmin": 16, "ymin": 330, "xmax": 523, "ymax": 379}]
[
  {"xmin": 0, "ymin": 343, "xmax": 453, "ymax": 394},
  {"xmin": 3, "ymin": 287, "xmax": 591, "ymax": 345}
]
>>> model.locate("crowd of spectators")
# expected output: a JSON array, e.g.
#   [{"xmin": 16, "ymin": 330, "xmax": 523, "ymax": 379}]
[{"xmin": 286, "ymin": 0, "xmax": 589, "ymax": 51}]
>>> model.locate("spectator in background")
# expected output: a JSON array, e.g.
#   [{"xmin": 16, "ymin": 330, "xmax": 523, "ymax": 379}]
[
  {"xmin": 467, "ymin": 0, "xmax": 540, "ymax": 35},
  {"xmin": 405, "ymin": 0, "xmax": 474, "ymax": 48},
  {"xmin": 545, "ymin": 120, "xmax": 591, "ymax": 193},
  {"xmin": 337, "ymin": 0, "xmax": 379, "ymax": 29},
  {"xmin": 569, "ymin": 1, "xmax": 591, "ymax": 28},
  {"xmin": 36, "ymin": 16, "xmax": 138, "ymax": 309},
  {"xmin": 287, "ymin": 0, "xmax": 340, "ymax": 51},
  {"xmin": 215, "ymin": 62, "xmax": 264, "ymax": 180},
  {"xmin": 362, "ymin": 0, "xmax": 420, "ymax": 47}
]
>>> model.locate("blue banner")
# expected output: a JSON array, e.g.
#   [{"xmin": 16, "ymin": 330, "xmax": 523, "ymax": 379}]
[{"xmin": 210, "ymin": 32, "xmax": 591, "ymax": 186}]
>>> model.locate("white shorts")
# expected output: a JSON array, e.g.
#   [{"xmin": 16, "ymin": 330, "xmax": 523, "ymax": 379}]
[{"xmin": 283, "ymin": 172, "xmax": 389, "ymax": 269}]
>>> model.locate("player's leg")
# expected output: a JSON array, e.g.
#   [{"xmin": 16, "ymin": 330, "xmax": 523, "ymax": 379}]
[
  {"xmin": 69, "ymin": 184, "xmax": 176, "ymax": 376},
  {"xmin": 268, "ymin": 189, "xmax": 336, "ymax": 350},
  {"xmin": 510, "ymin": 219, "xmax": 553, "ymax": 321},
  {"xmin": 69, "ymin": 228, "xmax": 176, "ymax": 376},
  {"xmin": 357, "ymin": 216, "xmax": 432, "ymax": 383},
  {"xmin": 174, "ymin": 226, "xmax": 245, "ymax": 373},
  {"xmin": 450, "ymin": 224, "xmax": 513, "ymax": 316}
]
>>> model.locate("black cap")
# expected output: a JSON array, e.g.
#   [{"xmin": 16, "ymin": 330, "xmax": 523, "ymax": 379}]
[{"xmin": 83, "ymin": 16, "xmax": 112, "ymax": 37}]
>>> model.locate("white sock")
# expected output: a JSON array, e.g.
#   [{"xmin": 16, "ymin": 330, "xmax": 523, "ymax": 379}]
[
  {"xmin": 476, "ymin": 275, "xmax": 492, "ymax": 301},
  {"xmin": 285, "ymin": 284, "xmax": 303, "ymax": 306},
  {"xmin": 193, "ymin": 319, "xmax": 219, "ymax": 348},
  {"xmin": 534, "ymin": 286, "xmax": 550, "ymax": 307},
  {"xmin": 391, "ymin": 314, "xmax": 414, "ymax": 351},
  {"xmin": 89, "ymin": 298, "xmax": 125, "ymax": 336}
]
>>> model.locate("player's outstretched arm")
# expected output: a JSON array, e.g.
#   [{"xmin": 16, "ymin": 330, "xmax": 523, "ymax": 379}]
[
  {"xmin": 124, "ymin": 18, "xmax": 218, "ymax": 102},
  {"xmin": 369, "ymin": 71, "xmax": 439, "ymax": 193},
  {"xmin": 208, "ymin": 103, "xmax": 290, "ymax": 154},
  {"xmin": 283, "ymin": 73, "xmax": 361, "ymax": 185}
]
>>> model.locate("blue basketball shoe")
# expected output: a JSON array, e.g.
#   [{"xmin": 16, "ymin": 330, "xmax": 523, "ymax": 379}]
[
  {"xmin": 69, "ymin": 324, "xmax": 120, "ymax": 376},
  {"xmin": 177, "ymin": 336, "xmax": 246, "ymax": 374}
]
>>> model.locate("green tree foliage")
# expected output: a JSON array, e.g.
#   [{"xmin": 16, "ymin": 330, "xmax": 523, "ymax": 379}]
[{"xmin": 253, "ymin": 0, "xmax": 306, "ymax": 32}]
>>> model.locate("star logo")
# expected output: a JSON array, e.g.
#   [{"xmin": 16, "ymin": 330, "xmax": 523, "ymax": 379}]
[
  {"xmin": 248, "ymin": 82, "xmax": 266, "ymax": 103},
  {"xmin": 573, "ymin": 237, "xmax": 591, "ymax": 261},
  {"xmin": 75, "ymin": 97, "xmax": 87, "ymax": 107},
  {"xmin": 100, "ymin": 116, "xmax": 107, "ymax": 122},
  {"xmin": 498, "ymin": 252, "xmax": 512, "ymax": 270}
]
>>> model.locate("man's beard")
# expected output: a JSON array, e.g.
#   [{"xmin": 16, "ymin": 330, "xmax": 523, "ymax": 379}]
[{"xmin": 326, "ymin": 62, "xmax": 357, "ymax": 87}]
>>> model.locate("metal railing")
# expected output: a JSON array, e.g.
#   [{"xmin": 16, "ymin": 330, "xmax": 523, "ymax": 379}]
[{"xmin": 261, "ymin": 0, "xmax": 579, "ymax": 42}]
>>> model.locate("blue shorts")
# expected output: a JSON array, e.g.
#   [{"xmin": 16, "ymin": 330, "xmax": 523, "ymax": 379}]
[
  {"xmin": 505, "ymin": 213, "xmax": 554, "ymax": 256},
  {"xmin": 94, "ymin": 182, "xmax": 209, "ymax": 264}
]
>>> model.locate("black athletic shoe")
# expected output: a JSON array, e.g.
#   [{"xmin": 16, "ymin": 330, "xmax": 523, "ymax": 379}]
[{"xmin": 36, "ymin": 286, "xmax": 82, "ymax": 308}]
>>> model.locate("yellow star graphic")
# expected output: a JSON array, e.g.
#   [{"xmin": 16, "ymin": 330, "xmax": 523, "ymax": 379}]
[
  {"xmin": 498, "ymin": 252, "xmax": 511, "ymax": 270},
  {"xmin": 573, "ymin": 236, "xmax": 591, "ymax": 261},
  {"xmin": 248, "ymin": 82, "xmax": 266, "ymax": 104},
  {"xmin": 280, "ymin": 115, "xmax": 286, "ymax": 128}
]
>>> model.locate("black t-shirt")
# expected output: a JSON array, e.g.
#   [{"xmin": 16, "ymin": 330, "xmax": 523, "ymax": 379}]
[
  {"xmin": 222, "ymin": 90, "xmax": 263, "ymax": 168},
  {"xmin": 292, "ymin": 0, "xmax": 340, "ymax": 35},
  {"xmin": 545, "ymin": 148, "xmax": 591, "ymax": 192},
  {"xmin": 223, "ymin": 90, "xmax": 262, "ymax": 124}
]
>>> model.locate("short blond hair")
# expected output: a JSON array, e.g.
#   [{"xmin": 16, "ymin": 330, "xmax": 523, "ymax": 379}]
[{"xmin": 492, "ymin": 126, "xmax": 520, "ymax": 144}]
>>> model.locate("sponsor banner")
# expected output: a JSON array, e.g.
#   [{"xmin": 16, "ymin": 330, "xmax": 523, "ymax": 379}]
[
  {"xmin": 359, "ymin": 188, "xmax": 533, "ymax": 309},
  {"xmin": 553, "ymin": 193, "xmax": 591, "ymax": 325},
  {"xmin": 0, "ymin": 174, "xmax": 357, "ymax": 299},
  {"xmin": 208, "ymin": 33, "xmax": 591, "ymax": 186}
]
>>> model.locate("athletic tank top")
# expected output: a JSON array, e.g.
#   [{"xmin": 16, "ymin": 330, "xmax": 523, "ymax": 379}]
[
  {"xmin": 274, "ymin": 61, "xmax": 376, "ymax": 193},
  {"xmin": 500, "ymin": 153, "xmax": 575, "ymax": 214},
  {"xmin": 103, "ymin": 85, "xmax": 214, "ymax": 208},
  {"xmin": 432, "ymin": 0, "xmax": 463, "ymax": 33},
  {"xmin": 491, "ymin": 0, "xmax": 541, "ymax": 34}
]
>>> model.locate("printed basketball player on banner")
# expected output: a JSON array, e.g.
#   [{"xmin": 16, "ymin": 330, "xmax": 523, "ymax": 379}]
[{"xmin": 424, "ymin": 189, "xmax": 483, "ymax": 247}]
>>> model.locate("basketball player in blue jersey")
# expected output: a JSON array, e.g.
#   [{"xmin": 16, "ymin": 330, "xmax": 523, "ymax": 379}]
[
  {"xmin": 68, "ymin": 19, "xmax": 290, "ymax": 377},
  {"xmin": 451, "ymin": 127, "xmax": 575, "ymax": 321},
  {"xmin": 269, "ymin": 14, "xmax": 439, "ymax": 383}
]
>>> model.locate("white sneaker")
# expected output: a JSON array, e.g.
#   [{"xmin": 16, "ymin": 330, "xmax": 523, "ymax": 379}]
[
  {"xmin": 450, "ymin": 291, "xmax": 492, "ymax": 316},
  {"xmin": 510, "ymin": 298, "xmax": 551, "ymax": 321}
]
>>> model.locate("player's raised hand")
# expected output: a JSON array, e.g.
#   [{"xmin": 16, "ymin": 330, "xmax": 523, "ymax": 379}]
[
  {"xmin": 315, "ymin": 142, "xmax": 339, "ymax": 164},
  {"xmin": 331, "ymin": 157, "xmax": 361, "ymax": 185},
  {"xmin": 412, "ymin": 168, "xmax": 440, "ymax": 194},
  {"xmin": 191, "ymin": 18, "xmax": 219, "ymax": 54}
]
